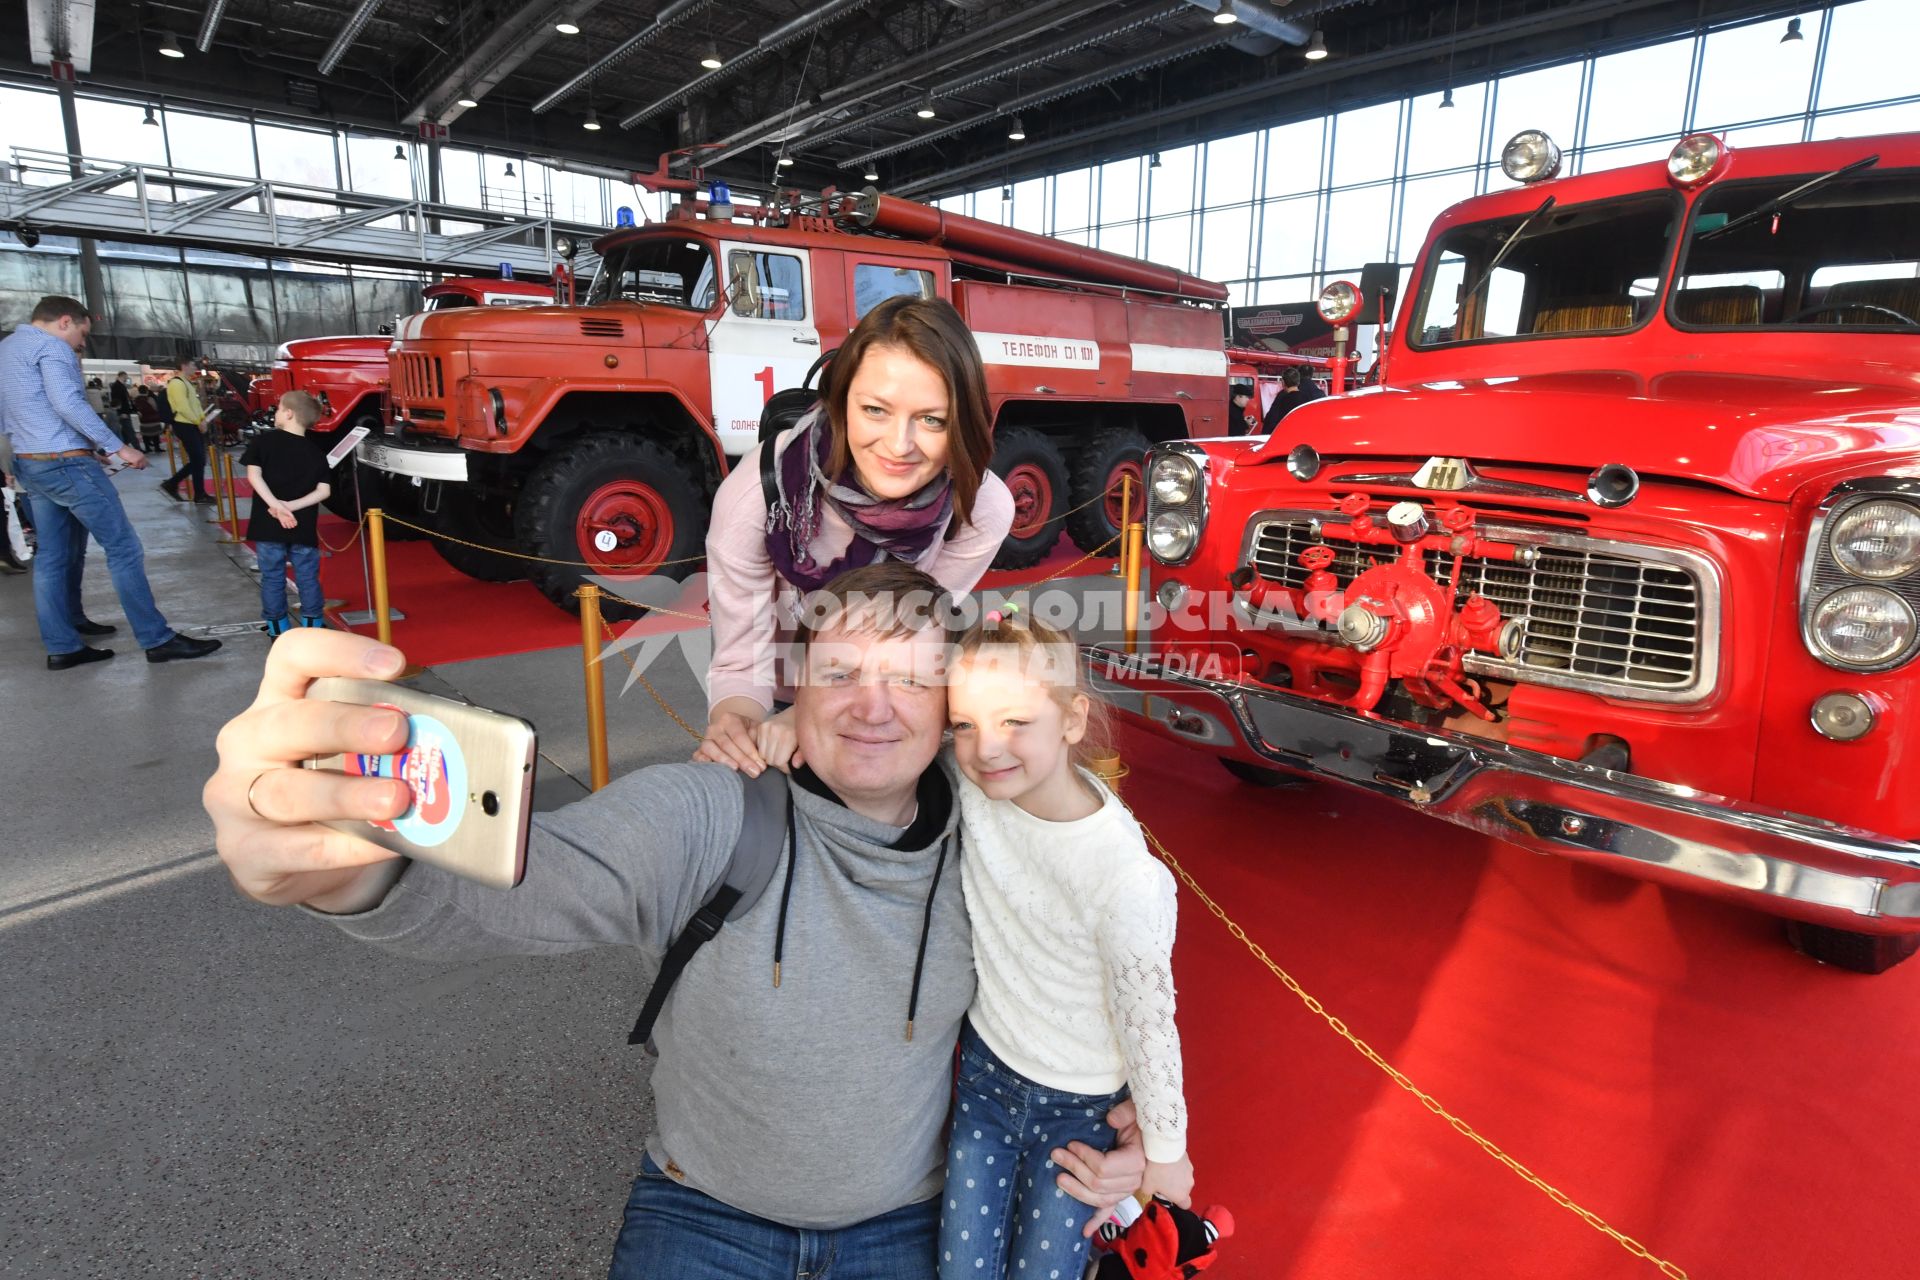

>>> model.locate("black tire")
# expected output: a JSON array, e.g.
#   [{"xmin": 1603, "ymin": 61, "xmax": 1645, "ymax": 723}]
[
  {"xmin": 425, "ymin": 487, "xmax": 527, "ymax": 582},
  {"xmin": 1066, "ymin": 426, "xmax": 1150, "ymax": 554},
  {"xmin": 1785, "ymin": 920, "xmax": 1920, "ymax": 974},
  {"xmin": 988, "ymin": 427, "xmax": 1068, "ymax": 570},
  {"xmin": 516, "ymin": 433, "xmax": 705, "ymax": 620},
  {"xmin": 1219, "ymin": 758, "xmax": 1310, "ymax": 789}
]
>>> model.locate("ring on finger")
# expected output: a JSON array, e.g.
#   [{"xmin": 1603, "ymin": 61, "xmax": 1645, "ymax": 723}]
[{"xmin": 246, "ymin": 770, "xmax": 274, "ymax": 819}]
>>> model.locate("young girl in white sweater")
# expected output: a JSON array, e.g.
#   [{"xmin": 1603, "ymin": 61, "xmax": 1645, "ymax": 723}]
[{"xmin": 937, "ymin": 607, "xmax": 1191, "ymax": 1280}]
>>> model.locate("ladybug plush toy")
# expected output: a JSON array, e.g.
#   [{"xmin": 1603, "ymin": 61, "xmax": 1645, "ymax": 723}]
[{"xmin": 1093, "ymin": 1196, "xmax": 1234, "ymax": 1279}]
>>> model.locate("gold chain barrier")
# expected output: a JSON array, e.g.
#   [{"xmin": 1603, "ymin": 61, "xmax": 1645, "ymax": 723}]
[{"xmin": 1139, "ymin": 824, "xmax": 1691, "ymax": 1280}]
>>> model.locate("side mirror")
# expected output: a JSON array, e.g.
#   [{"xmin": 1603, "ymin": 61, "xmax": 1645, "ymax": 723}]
[{"xmin": 730, "ymin": 291, "xmax": 757, "ymax": 318}]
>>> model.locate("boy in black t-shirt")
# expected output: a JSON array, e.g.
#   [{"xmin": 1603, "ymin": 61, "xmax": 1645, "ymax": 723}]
[{"xmin": 242, "ymin": 391, "xmax": 333, "ymax": 635}]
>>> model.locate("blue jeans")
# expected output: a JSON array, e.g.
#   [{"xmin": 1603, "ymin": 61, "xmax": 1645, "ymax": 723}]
[
  {"xmin": 12, "ymin": 455, "xmax": 173, "ymax": 654},
  {"xmin": 608, "ymin": 1154, "xmax": 940, "ymax": 1280},
  {"xmin": 256, "ymin": 539, "xmax": 322, "ymax": 620},
  {"xmin": 937, "ymin": 1021, "xmax": 1129, "ymax": 1280}
]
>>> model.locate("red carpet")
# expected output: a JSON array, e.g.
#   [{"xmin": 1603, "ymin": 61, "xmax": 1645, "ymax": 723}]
[{"xmin": 1113, "ymin": 727, "xmax": 1920, "ymax": 1279}]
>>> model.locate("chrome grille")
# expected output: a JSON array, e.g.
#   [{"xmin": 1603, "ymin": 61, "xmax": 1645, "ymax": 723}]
[{"xmin": 1245, "ymin": 514, "xmax": 1717, "ymax": 701}]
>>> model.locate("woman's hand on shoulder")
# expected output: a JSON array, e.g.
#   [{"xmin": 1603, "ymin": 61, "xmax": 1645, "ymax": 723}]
[
  {"xmin": 753, "ymin": 707, "xmax": 803, "ymax": 774},
  {"xmin": 693, "ymin": 698, "xmax": 770, "ymax": 776}
]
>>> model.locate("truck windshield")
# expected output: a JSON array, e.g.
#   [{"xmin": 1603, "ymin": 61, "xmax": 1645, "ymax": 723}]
[
  {"xmin": 1409, "ymin": 192, "xmax": 1678, "ymax": 348},
  {"xmin": 1670, "ymin": 165, "xmax": 1920, "ymax": 331},
  {"xmin": 424, "ymin": 294, "xmax": 477, "ymax": 311},
  {"xmin": 585, "ymin": 238, "xmax": 717, "ymax": 310}
]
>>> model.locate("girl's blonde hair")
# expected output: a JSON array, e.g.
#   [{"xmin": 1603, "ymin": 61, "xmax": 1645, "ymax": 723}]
[{"xmin": 950, "ymin": 604, "xmax": 1112, "ymax": 768}]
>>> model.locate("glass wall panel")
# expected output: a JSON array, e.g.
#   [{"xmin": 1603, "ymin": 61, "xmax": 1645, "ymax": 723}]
[
  {"xmin": 1263, "ymin": 119, "xmax": 1323, "ymax": 196},
  {"xmin": 1097, "ymin": 220, "xmax": 1139, "ymax": 259},
  {"xmin": 167, "ymin": 111, "xmax": 256, "ymax": 178},
  {"xmin": 1693, "ymin": 13, "xmax": 1817, "ymax": 130},
  {"xmin": 1405, "ymin": 84, "xmax": 1487, "ymax": 175},
  {"xmin": 1053, "ymin": 168, "xmax": 1092, "ymax": 235},
  {"xmin": 1584, "ymin": 41, "xmax": 1693, "ymax": 147},
  {"xmin": 1011, "ymin": 177, "xmax": 1046, "ymax": 234},
  {"xmin": 74, "ymin": 98, "xmax": 170, "ymax": 169},
  {"xmin": 1198, "ymin": 204, "xmax": 1253, "ymax": 285},
  {"xmin": 1147, "ymin": 146, "xmax": 1197, "ymax": 217},
  {"xmin": 1330, "ymin": 101, "xmax": 1400, "ymax": 187},
  {"xmin": 1818, "ymin": 0, "xmax": 1920, "ymax": 110},
  {"xmin": 438, "ymin": 146, "xmax": 483, "ymax": 208},
  {"xmin": 1811, "ymin": 101, "xmax": 1920, "ymax": 139},
  {"xmin": 1202, "ymin": 132, "xmax": 1259, "ymax": 208},
  {"xmin": 1099, "ymin": 157, "xmax": 1142, "ymax": 225},
  {"xmin": 1323, "ymin": 186, "xmax": 1393, "ymax": 274},
  {"xmin": 1720, "ymin": 120, "xmax": 1807, "ymax": 148},
  {"xmin": 0, "ymin": 86, "xmax": 67, "ymax": 179},
  {"xmin": 1145, "ymin": 213, "xmax": 1192, "ymax": 271},
  {"xmin": 1490, "ymin": 63, "xmax": 1583, "ymax": 164},
  {"xmin": 1256, "ymin": 195, "xmax": 1317, "ymax": 279},
  {"xmin": 1397, "ymin": 171, "xmax": 1478, "ymax": 259},
  {"xmin": 344, "ymin": 135, "xmax": 416, "ymax": 200}
]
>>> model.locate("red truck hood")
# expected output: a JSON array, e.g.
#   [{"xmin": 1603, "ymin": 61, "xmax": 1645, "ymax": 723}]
[
  {"xmin": 1262, "ymin": 369, "xmax": 1920, "ymax": 502},
  {"xmin": 277, "ymin": 335, "xmax": 390, "ymax": 364}
]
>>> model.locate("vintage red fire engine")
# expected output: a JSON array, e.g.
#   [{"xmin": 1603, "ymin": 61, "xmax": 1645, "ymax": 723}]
[
  {"xmin": 356, "ymin": 153, "xmax": 1234, "ymax": 609},
  {"xmin": 1093, "ymin": 129, "xmax": 1920, "ymax": 971}
]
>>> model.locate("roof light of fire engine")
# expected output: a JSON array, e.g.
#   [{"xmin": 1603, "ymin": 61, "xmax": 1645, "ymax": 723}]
[
  {"xmin": 1667, "ymin": 134, "xmax": 1724, "ymax": 185},
  {"xmin": 1148, "ymin": 511, "xmax": 1199, "ymax": 563},
  {"xmin": 1150, "ymin": 453, "xmax": 1200, "ymax": 506},
  {"xmin": 1316, "ymin": 280, "xmax": 1361, "ymax": 326},
  {"xmin": 1810, "ymin": 586, "xmax": 1916, "ymax": 669},
  {"xmin": 1501, "ymin": 130, "xmax": 1563, "ymax": 183},
  {"xmin": 554, "ymin": 234, "xmax": 578, "ymax": 260},
  {"xmin": 1830, "ymin": 499, "xmax": 1920, "ymax": 580}
]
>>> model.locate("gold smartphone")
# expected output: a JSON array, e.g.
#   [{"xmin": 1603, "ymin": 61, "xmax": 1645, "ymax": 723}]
[{"xmin": 304, "ymin": 677, "xmax": 537, "ymax": 889}]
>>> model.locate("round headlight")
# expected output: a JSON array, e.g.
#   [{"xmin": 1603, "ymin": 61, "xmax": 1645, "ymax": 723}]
[
  {"xmin": 554, "ymin": 234, "xmax": 578, "ymax": 260},
  {"xmin": 1501, "ymin": 130, "xmax": 1563, "ymax": 183},
  {"xmin": 1148, "ymin": 511, "xmax": 1197, "ymax": 562},
  {"xmin": 1667, "ymin": 133, "xmax": 1723, "ymax": 185},
  {"xmin": 1316, "ymin": 280, "xmax": 1360, "ymax": 326},
  {"xmin": 1811, "ymin": 586, "xmax": 1916, "ymax": 668},
  {"xmin": 1830, "ymin": 500, "xmax": 1920, "ymax": 580},
  {"xmin": 1150, "ymin": 454, "xmax": 1198, "ymax": 506}
]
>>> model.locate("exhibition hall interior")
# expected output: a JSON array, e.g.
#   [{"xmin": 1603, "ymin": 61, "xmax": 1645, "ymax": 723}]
[{"xmin": 3, "ymin": 0, "xmax": 1918, "ymax": 1276}]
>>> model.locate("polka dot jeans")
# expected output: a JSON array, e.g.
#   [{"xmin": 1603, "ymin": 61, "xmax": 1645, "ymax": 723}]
[{"xmin": 936, "ymin": 1020, "xmax": 1130, "ymax": 1280}]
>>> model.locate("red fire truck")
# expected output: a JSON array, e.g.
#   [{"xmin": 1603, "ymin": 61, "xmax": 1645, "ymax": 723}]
[
  {"xmin": 262, "ymin": 276, "xmax": 554, "ymax": 518},
  {"xmin": 1093, "ymin": 129, "xmax": 1920, "ymax": 971},
  {"xmin": 357, "ymin": 159, "xmax": 1234, "ymax": 607}
]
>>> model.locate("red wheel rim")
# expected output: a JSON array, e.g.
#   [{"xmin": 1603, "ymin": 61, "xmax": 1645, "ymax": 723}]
[
  {"xmin": 1104, "ymin": 459, "xmax": 1145, "ymax": 529},
  {"xmin": 1004, "ymin": 463, "xmax": 1055, "ymax": 540},
  {"xmin": 576, "ymin": 479, "xmax": 675, "ymax": 573}
]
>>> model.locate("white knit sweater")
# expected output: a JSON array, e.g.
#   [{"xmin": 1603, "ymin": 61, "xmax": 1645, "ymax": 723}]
[{"xmin": 957, "ymin": 770, "xmax": 1188, "ymax": 1163}]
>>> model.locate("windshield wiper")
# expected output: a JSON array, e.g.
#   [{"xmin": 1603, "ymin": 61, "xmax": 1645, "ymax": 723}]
[
  {"xmin": 1696, "ymin": 154, "xmax": 1880, "ymax": 242},
  {"xmin": 1461, "ymin": 195, "xmax": 1556, "ymax": 302}
]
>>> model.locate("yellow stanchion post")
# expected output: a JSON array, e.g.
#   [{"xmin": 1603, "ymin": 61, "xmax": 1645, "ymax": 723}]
[
  {"xmin": 1120, "ymin": 471, "xmax": 1145, "ymax": 654},
  {"xmin": 368, "ymin": 507, "xmax": 394, "ymax": 646},
  {"xmin": 577, "ymin": 584, "xmax": 611, "ymax": 792},
  {"xmin": 213, "ymin": 450, "xmax": 243, "ymax": 543}
]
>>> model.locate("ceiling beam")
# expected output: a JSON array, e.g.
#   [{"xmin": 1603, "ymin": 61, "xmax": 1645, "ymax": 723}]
[
  {"xmin": 529, "ymin": 0, "xmax": 717, "ymax": 115},
  {"xmin": 404, "ymin": 0, "xmax": 612, "ymax": 125},
  {"xmin": 317, "ymin": 0, "xmax": 388, "ymax": 77}
]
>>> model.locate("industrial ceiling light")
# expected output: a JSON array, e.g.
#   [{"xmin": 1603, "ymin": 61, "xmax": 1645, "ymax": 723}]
[
  {"xmin": 1439, "ymin": 87, "xmax": 1455, "ymax": 109},
  {"xmin": 555, "ymin": 18, "xmax": 580, "ymax": 34},
  {"xmin": 1001, "ymin": 185, "xmax": 1012, "ymax": 201},
  {"xmin": 1007, "ymin": 115, "xmax": 1026, "ymax": 141},
  {"xmin": 700, "ymin": 42, "xmax": 723, "ymax": 70},
  {"xmin": 1149, "ymin": 151, "xmax": 1162, "ymax": 168},
  {"xmin": 776, "ymin": 154, "xmax": 795, "ymax": 168},
  {"xmin": 505, "ymin": 161, "xmax": 516, "ymax": 177},
  {"xmin": 1780, "ymin": 17, "xmax": 1804, "ymax": 43},
  {"xmin": 1304, "ymin": 29, "xmax": 1328, "ymax": 60},
  {"xmin": 393, "ymin": 144, "xmax": 405, "ymax": 160},
  {"xmin": 1211, "ymin": 6, "xmax": 1238, "ymax": 24},
  {"xmin": 916, "ymin": 96, "xmax": 937, "ymax": 120},
  {"xmin": 158, "ymin": 32, "xmax": 186, "ymax": 57},
  {"xmin": 864, "ymin": 165, "xmax": 880, "ymax": 182},
  {"xmin": 142, "ymin": 104, "xmax": 160, "ymax": 127},
  {"xmin": 583, "ymin": 107, "xmax": 602, "ymax": 131},
  {"xmin": 457, "ymin": 86, "xmax": 479, "ymax": 108}
]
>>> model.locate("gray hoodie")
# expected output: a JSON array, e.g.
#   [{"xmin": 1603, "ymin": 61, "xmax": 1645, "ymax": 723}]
[{"xmin": 323, "ymin": 759, "xmax": 974, "ymax": 1230}]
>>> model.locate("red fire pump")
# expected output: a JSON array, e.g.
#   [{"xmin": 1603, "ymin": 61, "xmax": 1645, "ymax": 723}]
[{"xmin": 1239, "ymin": 494, "xmax": 1530, "ymax": 720}]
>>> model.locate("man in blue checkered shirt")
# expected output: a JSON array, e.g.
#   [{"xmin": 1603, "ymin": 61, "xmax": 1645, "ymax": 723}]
[{"xmin": 0, "ymin": 295, "xmax": 221, "ymax": 669}]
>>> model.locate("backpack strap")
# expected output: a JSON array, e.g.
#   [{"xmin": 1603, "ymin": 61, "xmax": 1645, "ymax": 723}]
[
  {"xmin": 759, "ymin": 429, "xmax": 780, "ymax": 514},
  {"xmin": 628, "ymin": 766, "xmax": 792, "ymax": 1047}
]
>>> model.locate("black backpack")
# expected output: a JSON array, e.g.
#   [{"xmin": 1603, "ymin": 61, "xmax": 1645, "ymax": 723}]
[
  {"xmin": 155, "ymin": 378, "xmax": 180, "ymax": 427},
  {"xmin": 628, "ymin": 765, "xmax": 792, "ymax": 1047}
]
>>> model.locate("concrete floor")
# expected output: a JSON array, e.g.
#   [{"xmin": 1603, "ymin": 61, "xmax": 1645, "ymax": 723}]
[{"xmin": 0, "ymin": 473, "xmax": 1125, "ymax": 1278}]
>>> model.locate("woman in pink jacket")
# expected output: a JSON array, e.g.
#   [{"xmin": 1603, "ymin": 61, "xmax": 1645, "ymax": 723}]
[{"xmin": 695, "ymin": 296, "xmax": 1013, "ymax": 774}]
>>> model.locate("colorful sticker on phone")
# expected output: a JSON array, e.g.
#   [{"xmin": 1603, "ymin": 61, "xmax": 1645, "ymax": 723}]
[{"xmin": 343, "ymin": 705, "xmax": 469, "ymax": 847}]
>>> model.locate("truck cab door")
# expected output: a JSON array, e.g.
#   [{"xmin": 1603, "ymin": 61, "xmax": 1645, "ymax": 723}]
[{"xmin": 708, "ymin": 242, "xmax": 820, "ymax": 457}]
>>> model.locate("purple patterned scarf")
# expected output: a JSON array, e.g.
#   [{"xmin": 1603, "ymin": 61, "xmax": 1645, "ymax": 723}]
[{"xmin": 764, "ymin": 407, "xmax": 954, "ymax": 593}]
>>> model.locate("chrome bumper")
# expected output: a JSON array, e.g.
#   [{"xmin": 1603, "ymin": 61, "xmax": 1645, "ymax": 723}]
[
  {"xmin": 359, "ymin": 438, "xmax": 468, "ymax": 483},
  {"xmin": 1084, "ymin": 643, "xmax": 1920, "ymax": 933}
]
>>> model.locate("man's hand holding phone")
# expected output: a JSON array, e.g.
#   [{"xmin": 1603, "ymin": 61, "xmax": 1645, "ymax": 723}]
[{"xmin": 205, "ymin": 631, "xmax": 414, "ymax": 912}]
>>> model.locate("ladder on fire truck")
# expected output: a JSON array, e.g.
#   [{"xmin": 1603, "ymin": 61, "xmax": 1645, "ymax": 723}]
[{"xmin": 1, "ymin": 147, "xmax": 605, "ymax": 278}]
